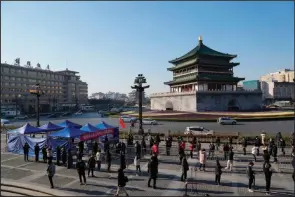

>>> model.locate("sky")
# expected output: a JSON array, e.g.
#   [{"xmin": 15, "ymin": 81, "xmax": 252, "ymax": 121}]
[{"xmin": 1, "ymin": 1, "xmax": 294, "ymax": 96}]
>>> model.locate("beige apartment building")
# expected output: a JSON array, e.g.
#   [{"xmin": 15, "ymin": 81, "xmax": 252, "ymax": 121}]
[
  {"xmin": 260, "ymin": 69, "xmax": 294, "ymax": 82},
  {"xmin": 1, "ymin": 60, "xmax": 88, "ymax": 113}
]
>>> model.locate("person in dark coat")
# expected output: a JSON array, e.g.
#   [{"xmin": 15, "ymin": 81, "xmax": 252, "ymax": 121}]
[
  {"xmin": 166, "ymin": 136, "xmax": 172, "ymax": 156},
  {"xmin": 141, "ymin": 136, "xmax": 147, "ymax": 154},
  {"xmin": 279, "ymin": 138, "xmax": 286, "ymax": 155},
  {"xmin": 263, "ymin": 162, "xmax": 273, "ymax": 195},
  {"xmin": 268, "ymin": 138, "xmax": 275, "ymax": 157},
  {"xmin": 242, "ymin": 137, "xmax": 247, "ymax": 155},
  {"xmin": 247, "ymin": 161, "xmax": 255, "ymax": 192},
  {"xmin": 215, "ymin": 137, "xmax": 220, "ymax": 151},
  {"xmin": 120, "ymin": 151, "xmax": 126, "ymax": 170},
  {"xmin": 87, "ymin": 154, "xmax": 96, "ymax": 177},
  {"xmin": 93, "ymin": 141, "xmax": 98, "ymax": 155},
  {"xmin": 116, "ymin": 142, "xmax": 122, "ymax": 154},
  {"xmin": 276, "ymin": 132, "xmax": 282, "ymax": 146},
  {"xmin": 115, "ymin": 168, "xmax": 129, "ymax": 196},
  {"xmin": 272, "ymin": 144, "xmax": 278, "ymax": 163},
  {"xmin": 105, "ymin": 150, "xmax": 112, "ymax": 173},
  {"xmin": 23, "ymin": 142, "xmax": 30, "ymax": 161},
  {"xmin": 135, "ymin": 141, "xmax": 141, "ymax": 159},
  {"xmin": 292, "ymin": 153, "xmax": 295, "ymax": 183},
  {"xmin": 149, "ymin": 137, "xmax": 155, "ymax": 155},
  {"xmin": 181, "ymin": 156, "xmax": 189, "ymax": 182},
  {"xmin": 254, "ymin": 136, "xmax": 261, "ymax": 156},
  {"xmin": 121, "ymin": 142, "xmax": 126, "ymax": 155},
  {"xmin": 76, "ymin": 158, "xmax": 87, "ymax": 185},
  {"xmin": 67, "ymin": 148, "xmax": 73, "ymax": 169},
  {"xmin": 155, "ymin": 133, "xmax": 161, "ymax": 145},
  {"xmin": 263, "ymin": 149, "xmax": 270, "ymax": 163},
  {"xmin": 56, "ymin": 146, "xmax": 61, "ymax": 165},
  {"xmin": 148, "ymin": 155, "xmax": 158, "ymax": 189},
  {"xmin": 62, "ymin": 147, "xmax": 67, "ymax": 166},
  {"xmin": 34, "ymin": 143, "xmax": 40, "ymax": 162},
  {"xmin": 208, "ymin": 143, "xmax": 215, "ymax": 159},
  {"xmin": 42, "ymin": 145, "xmax": 47, "ymax": 163},
  {"xmin": 78, "ymin": 141, "xmax": 84, "ymax": 153},
  {"xmin": 179, "ymin": 143, "xmax": 185, "ymax": 164},
  {"xmin": 215, "ymin": 159, "xmax": 223, "ymax": 185},
  {"xmin": 223, "ymin": 143, "xmax": 230, "ymax": 160},
  {"xmin": 228, "ymin": 137, "xmax": 233, "ymax": 146}
]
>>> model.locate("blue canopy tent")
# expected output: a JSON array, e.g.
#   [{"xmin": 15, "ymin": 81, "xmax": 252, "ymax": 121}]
[
  {"xmin": 80, "ymin": 123, "xmax": 101, "ymax": 132},
  {"xmin": 8, "ymin": 123, "xmax": 45, "ymax": 135},
  {"xmin": 95, "ymin": 121, "xmax": 119, "ymax": 142},
  {"xmin": 49, "ymin": 127, "xmax": 88, "ymax": 138},
  {"xmin": 58, "ymin": 120, "xmax": 82, "ymax": 129},
  {"xmin": 39, "ymin": 122, "xmax": 64, "ymax": 132}
]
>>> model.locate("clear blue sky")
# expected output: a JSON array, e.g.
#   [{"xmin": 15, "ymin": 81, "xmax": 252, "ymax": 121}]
[{"xmin": 1, "ymin": 1, "xmax": 294, "ymax": 96}]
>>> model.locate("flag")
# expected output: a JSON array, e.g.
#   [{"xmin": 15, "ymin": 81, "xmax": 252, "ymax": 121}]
[{"xmin": 119, "ymin": 117, "xmax": 126, "ymax": 129}]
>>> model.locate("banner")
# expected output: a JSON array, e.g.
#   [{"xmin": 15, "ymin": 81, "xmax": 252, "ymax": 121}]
[{"xmin": 80, "ymin": 129, "xmax": 114, "ymax": 141}]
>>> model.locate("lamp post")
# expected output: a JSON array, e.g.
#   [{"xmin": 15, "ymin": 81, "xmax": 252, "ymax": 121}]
[
  {"xmin": 131, "ymin": 74, "xmax": 149, "ymax": 135},
  {"xmin": 30, "ymin": 84, "xmax": 44, "ymax": 127},
  {"xmin": 15, "ymin": 94, "xmax": 21, "ymax": 117}
]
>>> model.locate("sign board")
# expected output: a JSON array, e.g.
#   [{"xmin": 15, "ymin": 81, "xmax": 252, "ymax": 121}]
[{"xmin": 80, "ymin": 129, "xmax": 114, "ymax": 141}]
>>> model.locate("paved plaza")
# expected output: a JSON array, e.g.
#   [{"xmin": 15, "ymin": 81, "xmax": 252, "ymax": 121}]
[{"xmin": 1, "ymin": 137, "xmax": 294, "ymax": 196}]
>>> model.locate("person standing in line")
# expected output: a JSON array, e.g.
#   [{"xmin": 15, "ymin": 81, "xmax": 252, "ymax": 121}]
[
  {"xmin": 199, "ymin": 149, "xmax": 207, "ymax": 171},
  {"xmin": 251, "ymin": 146, "xmax": 257, "ymax": 162},
  {"xmin": 215, "ymin": 137, "xmax": 220, "ymax": 151},
  {"xmin": 189, "ymin": 141, "xmax": 194, "ymax": 159},
  {"xmin": 121, "ymin": 141, "xmax": 126, "ymax": 155},
  {"xmin": 120, "ymin": 151, "xmax": 126, "ymax": 170},
  {"xmin": 106, "ymin": 150, "xmax": 112, "ymax": 173},
  {"xmin": 149, "ymin": 136, "xmax": 154, "ymax": 155},
  {"xmin": 135, "ymin": 141, "xmax": 141, "ymax": 159},
  {"xmin": 263, "ymin": 161, "xmax": 273, "ymax": 195},
  {"xmin": 223, "ymin": 143, "xmax": 229, "ymax": 161},
  {"xmin": 225, "ymin": 148, "xmax": 234, "ymax": 171},
  {"xmin": 152, "ymin": 143, "xmax": 159, "ymax": 156},
  {"xmin": 88, "ymin": 153, "xmax": 96, "ymax": 177},
  {"xmin": 93, "ymin": 141, "xmax": 98, "ymax": 155},
  {"xmin": 166, "ymin": 136, "xmax": 172, "ymax": 156},
  {"xmin": 208, "ymin": 143, "xmax": 215, "ymax": 159},
  {"xmin": 215, "ymin": 159, "xmax": 223, "ymax": 186},
  {"xmin": 114, "ymin": 168, "xmax": 129, "ymax": 196},
  {"xmin": 280, "ymin": 138, "xmax": 286, "ymax": 155},
  {"xmin": 254, "ymin": 136, "xmax": 261, "ymax": 156},
  {"xmin": 247, "ymin": 161, "xmax": 255, "ymax": 192},
  {"xmin": 147, "ymin": 155, "xmax": 158, "ymax": 189},
  {"xmin": 61, "ymin": 147, "xmax": 67, "ymax": 166},
  {"xmin": 34, "ymin": 143, "xmax": 40, "ymax": 162},
  {"xmin": 268, "ymin": 138, "xmax": 275, "ymax": 157},
  {"xmin": 134, "ymin": 154, "xmax": 141, "ymax": 176},
  {"xmin": 272, "ymin": 144, "xmax": 278, "ymax": 163},
  {"xmin": 42, "ymin": 145, "xmax": 48, "ymax": 163},
  {"xmin": 96, "ymin": 149, "xmax": 102, "ymax": 171},
  {"xmin": 155, "ymin": 133, "xmax": 161, "ymax": 145},
  {"xmin": 23, "ymin": 142, "xmax": 30, "ymax": 161},
  {"xmin": 276, "ymin": 132, "xmax": 282, "ymax": 147},
  {"xmin": 228, "ymin": 137, "xmax": 233, "ymax": 147},
  {"xmin": 47, "ymin": 147, "xmax": 53, "ymax": 162},
  {"xmin": 179, "ymin": 142, "xmax": 185, "ymax": 165},
  {"xmin": 181, "ymin": 156, "xmax": 189, "ymax": 182},
  {"xmin": 263, "ymin": 149, "xmax": 270, "ymax": 163},
  {"xmin": 67, "ymin": 148, "xmax": 73, "ymax": 169},
  {"xmin": 56, "ymin": 146, "xmax": 61, "ymax": 166},
  {"xmin": 141, "ymin": 136, "xmax": 146, "ymax": 154},
  {"xmin": 196, "ymin": 142, "xmax": 201, "ymax": 157},
  {"xmin": 242, "ymin": 137, "xmax": 248, "ymax": 155},
  {"xmin": 46, "ymin": 159, "xmax": 56, "ymax": 188},
  {"xmin": 76, "ymin": 157, "xmax": 87, "ymax": 185}
]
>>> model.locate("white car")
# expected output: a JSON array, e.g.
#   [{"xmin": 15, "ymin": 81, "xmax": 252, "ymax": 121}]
[
  {"xmin": 142, "ymin": 118, "xmax": 157, "ymax": 125},
  {"xmin": 184, "ymin": 126, "xmax": 214, "ymax": 135},
  {"xmin": 217, "ymin": 117, "xmax": 237, "ymax": 125},
  {"xmin": 1, "ymin": 119, "xmax": 14, "ymax": 127},
  {"xmin": 120, "ymin": 116, "xmax": 137, "ymax": 123},
  {"xmin": 74, "ymin": 111, "xmax": 83, "ymax": 116}
]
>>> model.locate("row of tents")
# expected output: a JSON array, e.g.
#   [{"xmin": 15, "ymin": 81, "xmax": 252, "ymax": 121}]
[{"xmin": 8, "ymin": 120, "xmax": 119, "ymax": 140}]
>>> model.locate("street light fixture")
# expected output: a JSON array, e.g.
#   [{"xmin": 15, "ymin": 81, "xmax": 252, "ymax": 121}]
[
  {"xmin": 131, "ymin": 74, "xmax": 150, "ymax": 135},
  {"xmin": 29, "ymin": 83, "xmax": 44, "ymax": 127}
]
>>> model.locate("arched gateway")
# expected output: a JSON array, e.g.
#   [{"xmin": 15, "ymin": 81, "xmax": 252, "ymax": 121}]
[{"xmin": 165, "ymin": 101, "xmax": 173, "ymax": 111}]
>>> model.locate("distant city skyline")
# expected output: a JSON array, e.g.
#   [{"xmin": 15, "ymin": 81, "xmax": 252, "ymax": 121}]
[{"xmin": 1, "ymin": 1, "xmax": 294, "ymax": 95}]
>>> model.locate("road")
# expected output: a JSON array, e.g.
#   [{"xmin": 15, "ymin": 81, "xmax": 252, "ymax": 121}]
[{"xmin": 10, "ymin": 112, "xmax": 294, "ymax": 136}]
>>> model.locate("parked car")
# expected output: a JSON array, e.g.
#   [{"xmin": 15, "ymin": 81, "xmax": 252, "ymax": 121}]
[
  {"xmin": 142, "ymin": 118, "xmax": 158, "ymax": 125},
  {"xmin": 184, "ymin": 126, "xmax": 214, "ymax": 135},
  {"xmin": 1, "ymin": 119, "xmax": 14, "ymax": 127},
  {"xmin": 14, "ymin": 115, "xmax": 29, "ymax": 120},
  {"xmin": 47, "ymin": 113, "xmax": 58, "ymax": 118},
  {"xmin": 217, "ymin": 117, "xmax": 237, "ymax": 125},
  {"xmin": 74, "ymin": 111, "xmax": 83, "ymax": 116},
  {"xmin": 120, "ymin": 115, "xmax": 137, "ymax": 123},
  {"xmin": 60, "ymin": 112, "xmax": 72, "ymax": 117}
]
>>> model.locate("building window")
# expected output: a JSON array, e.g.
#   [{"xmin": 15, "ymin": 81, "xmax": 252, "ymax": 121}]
[{"xmin": 10, "ymin": 69, "xmax": 15, "ymax": 74}]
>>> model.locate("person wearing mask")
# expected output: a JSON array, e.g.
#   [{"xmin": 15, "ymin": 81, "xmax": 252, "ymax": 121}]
[
  {"xmin": 247, "ymin": 161, "xmax": 255, "ymax": 192},
  {"xmin": 208, "ymin": 143, "xmax": 215, "ymax": 159},
  {"xmin": 215, "ymin": 159, "xmax": 223, "ymax": 185},
  {"xmin": 166, "ymin": 136, "xmax": 172, "ymax": 156},
  {"xmin": 141, "ymin": 136, "xmax": 146, "ymax": 154},
  {"xmin": 189, "ymin": 141, "xmax": 194, "ymax": 159},
  {"xmin": 88, "ymin": 153, "xmax": 96, "ymax": 177},
  {"xmin": 254, "ymin": 136, "xmax": 261, "ymax": 156},
  {"xmin": 114, "ymin": 168, "xmax": 129, "ymax": 196},
  {"xmin": 272, "ymin": 144, "xmax": 278, "ymax": 163},
  {"xmin": 215, "ymin": 137, "xmax": 220, "ymax": 151},
  {"xmin": 46, "ymin": 159, "xmax": 56, "ymax": 189},
  {"xmin": 34, "ymin": 143, "xmax": 40, "ymax": 162},
  {"xmin": 76, "ymin": 157, "xmax": 87, "ymax": 185},
  {"xmin": 225, "ymin": 148, "xmax": 234, "ymax": 171},
  {"xmin": 251, "ymin": 146, "xmax": 257, "ymax": 162},
  {"xmin": 62, "ymin": 147, "xmax": 67, "ymax": 166},
  {"xmin": 152, "ymin": 143, "xmax": 159, "ymax": 156},
  {"xmin": 242, "ymin": 137, "xmax": 248, "ymax": 155},
  {"xmin": 47, "ymin": 147, "xmax": 53, "ymax": 162},
  {"xmin": 56, "ymin": 146, "xmax": 61, "ymax": 166},
  {"xmin": 120, "ymin": 151, "xmax": 126, "ymax": 170},
  {"xmin": 134, "ymin": 154, "xmax": 141, "ymax": 176},
  {"xmin": 263, "ymin": 161, "xmax": 273, "ymax": 195},
  {"xmin": 280, "ymin": 138, "xmax": 286, "ymax": 155},
  {"xmin": 199, "ymin": 149, "xmax": 207, "ymax": 171},
  {"xmin": 96, "ymin": 149, "xmax": 102, "ymax": 171},
  {"xmin": 181, "ymin": 156, "xmax": 189, "ymax": 182},
  {"xmin": 223, "ymin": 143, "xmax": 229, "ymax": 161},
  {"xmin": 106, "ymin": 150, "xmax": 112, "ymax": 173},
  {"xmin": 135, "ymin": 141, "xmax": 141, "ymax": 159},
  {"xmin": 42, "ymin": 145, "xmax": 48, "ymax": 163},
  {"xmin": 23, "ymin": 142, "xmax": 30, "ymax": 161},
  {"xmin": 147, "ymin": 155, "xmax": 159, "ymax": 189}
]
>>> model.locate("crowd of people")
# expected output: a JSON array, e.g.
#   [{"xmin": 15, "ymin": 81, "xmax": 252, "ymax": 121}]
[{"xmin": 22, "ymin": 131, "xmax": 295, "ymax": 196}]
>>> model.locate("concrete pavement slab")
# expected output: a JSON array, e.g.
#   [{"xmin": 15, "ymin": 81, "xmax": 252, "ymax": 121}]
[
  {"xmin": 31, "ymin": 174, "xmax": 76, "ymax": 188},
  {"xmin": 1, "ymin": 168, "xmax": 34, "ymax": 180}
]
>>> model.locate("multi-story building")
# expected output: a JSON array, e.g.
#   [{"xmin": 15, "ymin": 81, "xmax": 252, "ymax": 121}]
[
  {"xmin": 261, "ymin": 81, "xmax": 295, "ymax": 103},
  {"xmin": 260, "ymin": 69, "xmax": 294, "ymax": 82},
  {"xmin": 0, "ymin": 60, "xmax": 88, "ymax": 113},
  {"xmin": 150, "ymin": 37, "xmax": 262, "ymax": 112}
]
